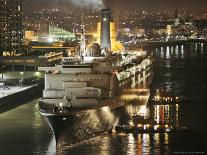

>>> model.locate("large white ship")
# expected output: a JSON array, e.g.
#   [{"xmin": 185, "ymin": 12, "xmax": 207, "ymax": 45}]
[{"xmin": 38, "ymin": 9, "xmax": 153, "ymax": 150}]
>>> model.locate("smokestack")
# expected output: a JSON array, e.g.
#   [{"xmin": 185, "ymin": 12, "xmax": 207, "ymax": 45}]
[{"xmin": 100, "ymin": 9, "xmax": 111, "ymax": 51}]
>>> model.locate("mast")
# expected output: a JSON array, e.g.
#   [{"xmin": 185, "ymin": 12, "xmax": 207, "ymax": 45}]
[{"xmin": 80, "ymin": 13, "xmax": 86, "ymax": 61}]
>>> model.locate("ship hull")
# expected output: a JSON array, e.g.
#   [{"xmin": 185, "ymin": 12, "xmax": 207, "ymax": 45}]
[{"xmin": 41, "ymin": 72, "xmax": 153, "ymax": 151}]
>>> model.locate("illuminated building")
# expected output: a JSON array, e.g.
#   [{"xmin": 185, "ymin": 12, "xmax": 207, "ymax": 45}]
[
  {"xmin": 38, "ymin": 25, "xmax": 75, "ymax": 42},
  {"xmin": 156, "ymin": 29, "xmax": 167, "ymax": 35},
  {"xmin": 167, "ymin": 25, "xmax": 172, "ymax": 36},
  {"xmin": 0, "ymin": 0, "xmax": 23, "ymax": 55},
  {"xmin": 24, "ymin": 31, "xmax": 38, "ymax": 44},
  {"xmin": 48, "ymin": 25, "xmax": 75, "ymax": 42}
]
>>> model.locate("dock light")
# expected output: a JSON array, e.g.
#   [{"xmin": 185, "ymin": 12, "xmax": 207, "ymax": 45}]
[
  {"xmin": 35, "ymin": 72, "xmax": 40, "ymax": 76},
  {"xmin": 176, "ymin": 97, "xmax": 179, "ymax": 100},
  {"xmin": 143, "ymin": 125, "xmax": 147, "ymax": 130},
  {"xmin": 154, "ymin": 125, "xmax": 158, "ymax": 130},
  {"xmin": 103, "ymin": 17, "xmax": 107, "ymax": 21},
  {"xmin": 48, "ymin": 37, "xmax": 54, "ymax": 42},
  {"xmin": 129, "ymin": 121, "xmax": 134, "ymax": 127},
  {"xmin": 59, "ymin": 102, "xmax": 63, "ymax": 107},
  {"xmin": 166, "ymin": 128, "xmax": 171, "ymax": 132},
  {"xmin": 137, "ymin": 124, "xmax": 142, "ymax": 128},
  {"xmin": 20, "ymin": 72, "xmax": 24, "ymax": 75}
]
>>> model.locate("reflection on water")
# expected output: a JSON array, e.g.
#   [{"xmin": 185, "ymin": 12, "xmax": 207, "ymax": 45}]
[
  {"xmin": 0, "ymin": 101, "xmax": 55, "ymax": 155},
  {"xmin": 154, "ymin": 104, "xmax": 179, "ymax": 126}
]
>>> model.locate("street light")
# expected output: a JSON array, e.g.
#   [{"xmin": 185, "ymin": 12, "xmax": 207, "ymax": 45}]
[{"xmin": 1, "ymin": 66, "xmax": 5, "ymax": 80}]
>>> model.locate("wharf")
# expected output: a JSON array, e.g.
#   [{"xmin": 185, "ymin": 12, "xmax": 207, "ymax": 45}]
[
  {"xmin": 0, "ymin": 86, "xmax": 33, "ymax": 98},
  {"xmin": 0, "ymin": 83, "xmax": 43, "ymax": 114}
]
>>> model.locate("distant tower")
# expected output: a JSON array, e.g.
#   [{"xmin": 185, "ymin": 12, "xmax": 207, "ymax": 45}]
[{"xmin": 174, "ymin": 8, "xmax": 180, "ymax": 26}]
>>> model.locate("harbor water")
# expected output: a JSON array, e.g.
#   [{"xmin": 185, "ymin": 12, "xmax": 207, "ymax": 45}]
[{"xmin": 0, "ymin": 43, "xmax": 207, "ymax": 154}]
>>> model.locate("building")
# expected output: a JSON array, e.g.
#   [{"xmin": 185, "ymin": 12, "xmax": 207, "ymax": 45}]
[
  {"xmin": 167, "ymin": 25, "xmax": 173, "ymax": 36},
  {"xmin": 174, "ymin": 9, "xmax": 180, "ymax": 26},
  {"xmin": 24, "ymin": 24, "xmax": 76, "ymax": 43},
  {"xmin": 155, "ymin": 29, "xmax": 167, "ymax": 36},
  {"xmin": 195, "ymin": 19, "xmax": 207, "ymax": 34},
  {"xmin": 0, "ymin": 0, "xmax": 23, "ymax": 56},
  {"xmin": 47, "ymin": 25, "xmax": 76, "ymax": 42}
]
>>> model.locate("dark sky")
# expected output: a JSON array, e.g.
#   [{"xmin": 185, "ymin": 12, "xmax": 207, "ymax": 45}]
[
  {"xmin": 123, "ymin": 0, "xmax": 207, "ymax": 9},
  {"xmin": 24, "ymin": 0, "xmax": 207, "ymax": 11}
]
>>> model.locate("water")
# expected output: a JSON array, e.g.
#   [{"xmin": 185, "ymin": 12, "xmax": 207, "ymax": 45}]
[
  {"xmin": 0, "ymin": 43, "xmax": 207, "ymax": 154},
  {"xmin": 0, "ymin": 102, "xmax": 55, "ymax": 155}
]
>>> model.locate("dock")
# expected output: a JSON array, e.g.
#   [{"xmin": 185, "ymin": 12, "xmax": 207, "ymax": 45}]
[{"xmin": 0, "ymin": 72, "xmax": 44, "ymax": 113}]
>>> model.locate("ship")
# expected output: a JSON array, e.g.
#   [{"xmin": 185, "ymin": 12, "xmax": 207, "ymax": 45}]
[{"xmin": 38, "ymin": 9, "xmax": 153, "ymax": 151}]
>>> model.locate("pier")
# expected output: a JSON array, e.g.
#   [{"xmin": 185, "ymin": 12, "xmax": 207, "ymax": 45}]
[{"xmin": 0, "ymin": 72, "xmax": 44, "ymax": 113}]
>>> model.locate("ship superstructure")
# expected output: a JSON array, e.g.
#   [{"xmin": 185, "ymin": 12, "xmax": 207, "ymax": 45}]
[{"xmin": 38, "ymin": 9, "xmax": 153, "ymax": 150}]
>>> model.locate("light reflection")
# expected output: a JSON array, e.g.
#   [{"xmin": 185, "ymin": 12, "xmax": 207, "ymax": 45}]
[
  {"xmin": 126, "ymin": 104, "xmax": 150, "ymax": 119},
  {"xmin": 176, "ymin": 104, "xmax": 179, "ymax": 126},
  {"xmin": 154, "ymin": 133, "xmax": 160, "ymax": 145},
  {"xmin": 101, "ymin": 106, "xmax": 115, "ymax": 126},
  {"xmin": 164, "ymin": 133, "xmax": 169, "ymax": 145},
  {"xmin": 154, "ymin": 104, "xmax": 179, "ymax": 126},
  {"xmin": 33, "ymin": 102, "xmax": 42, "ymax": 128},
  {"xmin": 201, "ymin": 43, "xmax": 204, "ymax": 53},
  {"xmin": 175, "ymin": 45, "xmax": 179, "ymax": 58},
  {"xmin": 160, "ymin": 47, "xmax": 164, "ymax": 58},
  {"xmin": 120, "ymin": 94, "xmax": 149, "ymax": 101},
  {"xmin": 137, "ymin": 134, "xmax": 142, "ymax": 155},
  {"xmin": 47, "ymin": 136, "xmax": 56, "ymax": 155},
  {"xmin": 195, "ymin": 43, "xmax": 198, "ymax": 51},
  {"xmin": 120, "ymin": 88, "xmax": 150, "ymax": 102},
  {"xmin": 137, "ymin": 105, "xmax": 150, "ymax": 118},
  {"xmin": 171, "ymin": 46, "xmax": 174, "ymax": 55},
  {"xmin": 123, "ymin": 88, "xmax": 149, "ymax": 93},
  {"xmin": 166, "ymin": 46, "xmax": 170, "ymax": 59},
  {"xmin": 142, "ymin": 134, "xmax": 150, "ymax": 154},
  {"xmin": 127, "ymin": 134, "xmax": 136, "ymax": 155},
  {"xmin": 181, "ymin": 45, "xmax": 184, "ymax": 59},
  {"xmin": 181, "ymin": 45, "xmax": 184, "ymax": 53},
  {"xmin": 99, "ymin": 136, "xmax": 111, "ymax": 155}
]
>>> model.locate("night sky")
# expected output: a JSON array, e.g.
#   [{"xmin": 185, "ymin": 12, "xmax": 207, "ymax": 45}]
[{"xmin": 24, "ymin": 0, "xmax": 207, "ymax": 11}]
